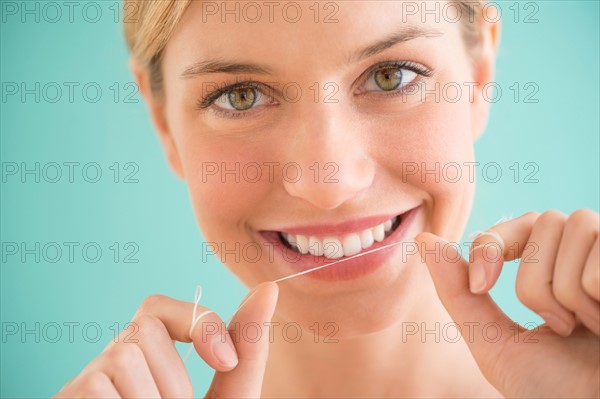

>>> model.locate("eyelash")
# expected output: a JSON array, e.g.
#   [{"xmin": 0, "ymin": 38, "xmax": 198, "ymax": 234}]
[
  {"xmin": 196, "ymin": 79, "xmax": 266, "ymax": 120},
  {"xmin": 195, "ymin": 60, "xmax": 434, "ymax": 119}
]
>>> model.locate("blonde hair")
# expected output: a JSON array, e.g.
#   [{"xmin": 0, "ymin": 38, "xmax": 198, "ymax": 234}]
[{"xmin": 124, "ymin": 0, "xmax": 487, "ymax": 97}]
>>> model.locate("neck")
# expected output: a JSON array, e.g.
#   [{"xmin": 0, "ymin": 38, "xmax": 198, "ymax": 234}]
[{"xmin": 262, "ymin": 270, "xmax": 501, "ymax": 398}]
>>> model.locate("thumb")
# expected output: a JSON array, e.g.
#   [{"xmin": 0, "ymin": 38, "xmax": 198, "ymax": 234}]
[
  {"xmin": 415, "ymin": 232, "xmax": 520, "ymax": 378},
  {"xmin": 206, "ymin": 281, "xmax": 279, "ymax": 399}
]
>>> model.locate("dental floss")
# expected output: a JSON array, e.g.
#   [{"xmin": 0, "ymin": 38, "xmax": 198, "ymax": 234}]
[
  {"xmin": 467, "ymin": 215, "xmax": 512, "ymax": 256},
  {"xmin": 270, "ymin": 239, "xmax": 411, "ymax": 283},
  {"xmin": 188, "ymin": 286, "xmax": 215, "ymax": 339},
  {"xmin": 182, "ymin": 239, "xmax": 411, "ymax": 362},
  {"xmin": 184, "ymin": 217, "xmax": 515, "ymax": 361},
  {"xmin": 182, "ymin": 284, "xmax": 260, "ymax": 362}
]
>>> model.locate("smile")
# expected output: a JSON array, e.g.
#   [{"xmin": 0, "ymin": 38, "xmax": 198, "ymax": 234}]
[
  {"xmin": 278, "ymin": 215, "xmax": 402, "ymax": 259},
  {"xmin": 260, "ymin": 205, "xmax": 421, "ymax": 281}
]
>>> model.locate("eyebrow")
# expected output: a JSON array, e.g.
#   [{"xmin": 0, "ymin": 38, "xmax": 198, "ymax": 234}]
[
  {"xmin": 180, "ymin": 59, "xmax": 273, "ymax": 79},
  {"xmin": 347, "ymin": 26, "xmax": 443, "ymax": 64},
  {"xmin": 180, "ymin": 26, "xmax": 442, "ymax": 79}
]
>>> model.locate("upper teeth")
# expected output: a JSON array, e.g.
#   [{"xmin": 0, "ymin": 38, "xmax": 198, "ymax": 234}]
[{"xmin": 281, "ymin": 216, "xmax": 398, "ymax": 259}]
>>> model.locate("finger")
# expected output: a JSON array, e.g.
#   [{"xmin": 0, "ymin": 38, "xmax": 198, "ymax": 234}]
[
  {"xmin": 125, "ymin": 315, "xmax": 194, "ymax": 398},
  {"xmin": 514, "ymin": 210, "xmax": 577, "ymax": 336},
  {"xmin": 554, "ymin": 209, "xmax": 600, "ymax": 335},
  {"xmin": 127, "ymin": 294, "xmax": 239, "ymax": 372},
  {"xmin": 468, "ymin": 212, "xmax": 539, "ymax": 294},
  {"xmin": 94, "ymin": 342, "xmax": 161, "ymax": 397},
  {"xmin": 207, "ymin": 281, "xmax": 279, "ymax": 399},
  {"xmin": 415, "ymin": 232, "xmax": 516, "ymax": 383},
  {"xmin": 582, "ymin": 236, "xmax": 600, "ymax": 302},
  {"xmin": 54, "ymin": 372, "xmax": 121, "ymax": 398}
]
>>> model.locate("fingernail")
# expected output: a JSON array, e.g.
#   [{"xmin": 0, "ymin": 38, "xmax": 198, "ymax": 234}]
[
  {"xmin": 469, "ymin": 259, "xmax": 486, "ymax": 294},
  {"xmin": 539, "ymin": 312, "xmax": 573, "ymax": 336},
  {"xmin": 212, "ymin": 333, "xmax": 238, "ymax": 368}
]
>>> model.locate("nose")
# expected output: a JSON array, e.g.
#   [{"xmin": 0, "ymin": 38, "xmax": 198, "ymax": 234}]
[{"xmin": 282, "ymin": 104, "xmax": 375, "ymax": 210}]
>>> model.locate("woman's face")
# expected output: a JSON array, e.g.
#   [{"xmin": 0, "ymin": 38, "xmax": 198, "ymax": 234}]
[{"xmin": 147, "ymin": 0, "xmax": 495, "ymax": 336}]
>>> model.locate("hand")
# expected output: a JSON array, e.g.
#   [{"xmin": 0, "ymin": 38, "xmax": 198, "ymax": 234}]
[
  {"xmin": 416, "ymin": 210, "xmax": 600, "ymax": 398},
  {"xmin": 54, "ymin": 282, "xmax": 279, "ymax": 398}
]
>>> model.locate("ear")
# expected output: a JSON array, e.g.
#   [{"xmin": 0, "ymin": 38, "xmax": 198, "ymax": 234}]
[
  {"xmin": 470, "ymin": 9, "xmax": 501, "ymax": 141},
  {"xmin": 130, "ymin": 57, "xmax": 185, "ymax": 179}
]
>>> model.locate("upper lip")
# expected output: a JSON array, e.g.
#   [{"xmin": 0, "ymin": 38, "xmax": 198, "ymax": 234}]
[{"xmin": 263, "ymin": 205, "xmax": 419, "ymax": 238}]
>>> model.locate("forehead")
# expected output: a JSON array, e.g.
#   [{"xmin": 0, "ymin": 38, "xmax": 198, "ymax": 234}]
[{"xmin": 164, "ymin": 0, "xmax": 461, "ymax": 75}]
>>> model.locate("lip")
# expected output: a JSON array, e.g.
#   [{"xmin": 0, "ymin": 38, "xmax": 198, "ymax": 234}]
[
  {"xmin": 259, "ymin": 205, "xmax": 421, "ymax": 281},
  {"xmin": 274, "ymin": 212, "xmax": 402, "ymax": 239}
]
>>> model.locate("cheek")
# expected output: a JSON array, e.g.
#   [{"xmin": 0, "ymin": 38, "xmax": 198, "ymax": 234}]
[
  {"xmin": 174, "ymin": 136, "xmax": 281, "ymax": 285},
  {"xmin": 376, "ymin": 90, "xmax": 474, "ymax": 175},
  {"xmin": 163, "ymin": 83, "xmax": 278, "ymax": 246},
  {"xmin": 373, "ymin": 92, "xmax": 476, "ymax": 238},
  {"xmin": 175, "ymin": 133, "xmax": 276, "ymax": 240}
]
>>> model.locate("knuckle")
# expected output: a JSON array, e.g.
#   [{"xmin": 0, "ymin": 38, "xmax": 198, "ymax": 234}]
[
  {"xmin": 567, "ymin": 208, "xmax": 596, "ymax": 228},
  {"xmin": 536, "ymin": 210, "xmax": 567, "ymax": 227},
  {"xmin": 78, "ymin": 372, "xmax": 111, "ymax": 396},
  {"xmin": 107, "ymin": 341, "xmax": 145, "ymax": 367},
  {"xmin": 138, "ymin": 294, "xmax": 167, "ymax": 314},
  {"xmin": 515, "ymin": 278, "xmax": 541, "ymax": 308},
  {"xmin": 522, "ymin": 211, "xmax": 541, "ymax": 222},
  {"xmin": 552, "ymin": 281, "xmax": 579, "ymax": 309},
  {"xmin": 134, "ymin": 314, "xmax": 168, "ymax": 342},
  {"xmin": 582, "ymin": 266, "xmax": 600, "ymax": 300}
]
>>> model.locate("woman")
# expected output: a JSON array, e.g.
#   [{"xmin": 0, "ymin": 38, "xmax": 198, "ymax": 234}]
[{"xmin": 55, "ymin": 0, "xmax": 599, "ymax": 397}]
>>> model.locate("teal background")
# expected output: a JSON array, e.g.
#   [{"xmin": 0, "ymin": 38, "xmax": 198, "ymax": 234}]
[{"xmin": 1, "ymin": 0, "xmax": 598, "ymax": 397}]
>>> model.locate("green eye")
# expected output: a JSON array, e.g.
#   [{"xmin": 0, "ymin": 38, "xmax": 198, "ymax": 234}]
[
  {"xmin": 225, "ymin": 87, "xmax": 257, "ymax": 110},
  {"xmin": 363, "ymin": 63, "xmax": 421, "ymax": 94},
  {"xmin": 197, "ymin": 80, "xmax": 277, "ymax": 118},
  {"xmin": 374, "ymin": 66, "xmax": 404, "ymax": 91}
]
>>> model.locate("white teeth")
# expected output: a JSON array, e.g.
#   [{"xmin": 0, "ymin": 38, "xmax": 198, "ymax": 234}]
[
  {"xmin": 323, "ymin": 237, "xmax": 343, "ymax": 259},
  {"xmin": 360, "ymin": 228, "xmax": 374, "ymax": 249},
  {"xmin": 296, "ymin": 234, "xmax": 309, "ymax": 254},
  {"xmin": 286, "ymin": 234, "xmax": 297, "ymax": 249},
  {"xmin": 372, "ymin": 224, "xmax": 385, "ymax": 242},
  {"xmin": 308, "ymin": 236, "xmax": 323, "ymax": 256},
  {"xmin": 281, "ymin": 216, "xmax": 398, "ymax": 257},
  {"xmin": 384, "ymin": 219, "xmax": 392, "ymax": 232},
  {"xmin": 342, "ymin": 234, "xmax": 362, "ymax": 257}
]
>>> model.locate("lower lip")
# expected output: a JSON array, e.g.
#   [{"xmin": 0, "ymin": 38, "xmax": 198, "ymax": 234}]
[{"xmin": 259, "ymin": 206, "xmax": 420, "ymax": 281}]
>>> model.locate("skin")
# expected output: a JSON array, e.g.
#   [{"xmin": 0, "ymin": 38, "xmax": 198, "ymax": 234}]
[{"xmin": 55, "ymin": 1, "xmax": 600, "ymax": 397}]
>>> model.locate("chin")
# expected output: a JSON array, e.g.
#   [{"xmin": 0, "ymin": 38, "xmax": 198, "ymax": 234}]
[{"xmin": 272, "ymin": 252, "xmax": 428, "ymax": 339}]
